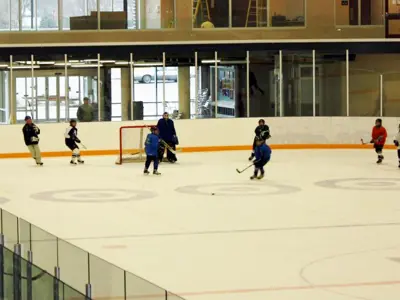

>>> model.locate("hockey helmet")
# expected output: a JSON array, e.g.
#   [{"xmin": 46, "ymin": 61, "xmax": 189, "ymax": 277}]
[
  {"xmin": 24, "ymin": 116, "xmax": 32, "ymax": 121},
  {"xmin": 258, "ymin": 119, "xmax": 265, "ymax": 125},
  {"xmin": 375, "ymin": 118, "xmax": 382, "ymax": 127},
  {"xmin": 70, "ymin": 119, "xmax": 77, "ymax": 126},
  {"xmin": 150, "ymin": 126, "xmax": 158, "ymax": 133}
]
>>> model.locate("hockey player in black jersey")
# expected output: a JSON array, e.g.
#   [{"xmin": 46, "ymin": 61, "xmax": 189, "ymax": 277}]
[
  {"xmin": 249, "ymin": 119, "xmax": 270, "ymax": 161},
  {"xmin": 65, "ymin": 119, "xmax": 84, "ymax": 165}
]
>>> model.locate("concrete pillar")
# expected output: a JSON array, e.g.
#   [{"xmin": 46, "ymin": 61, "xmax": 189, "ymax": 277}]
[
  {"xmin": 178, "ymin": 66, "xmax": 190, "ymax": 119},
  {"xmin": 121, "ymin": 68, "xmax": 131, "ymax": 121}
]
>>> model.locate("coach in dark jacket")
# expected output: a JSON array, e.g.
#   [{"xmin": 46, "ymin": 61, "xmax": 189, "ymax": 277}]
[
  {"xmin": 157, "ymin": 112, "xmax": 178, "ymax": 163},
  {"xmin": 22, "ymin": 116, "xmax": 43, "ymax": 166}
]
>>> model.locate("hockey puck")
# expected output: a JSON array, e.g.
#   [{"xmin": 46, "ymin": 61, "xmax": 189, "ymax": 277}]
[{"xmin": 211, "ymin": 193, "xmax": 215, "ymax": 195}]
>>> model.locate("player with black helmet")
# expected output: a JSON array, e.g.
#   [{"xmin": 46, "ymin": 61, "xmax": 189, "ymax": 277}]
[
  {"xmin": 64, "ymin": 119, "xmax": 84, "ymax": 165},
  {"xmin": 394, "ymin": 123, "xmax": 400, "ymax": 168},
  {"xmin": 249, "ymin": 119, "xmax": 270, "ymax": 161}
]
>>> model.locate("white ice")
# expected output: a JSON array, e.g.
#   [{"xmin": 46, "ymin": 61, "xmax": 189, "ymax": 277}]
[{"xmin": 1, "ymin": 149, "xmax": 400, "ymax": 300}]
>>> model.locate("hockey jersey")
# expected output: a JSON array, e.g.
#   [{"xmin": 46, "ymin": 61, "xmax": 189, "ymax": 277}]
[
  {"xmin": 255, "ymin": 124, "xmax": 270, "ymax": 140},
  {"xmin": 371, "ymin": 126, "xmax": 387, "ymax": 146},
  {"xmin": 22, "ymin": 124, "xmax": 40, "ymax": 146},
  {"xmin": 65, "ymin": 126, "xmax": 79, "ymax": 142},
  {"xmin": 145, "ymin": 133, "xmax": 159, "ymax": 156}
]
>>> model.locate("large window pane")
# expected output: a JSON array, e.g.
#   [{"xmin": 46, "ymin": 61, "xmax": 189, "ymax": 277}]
[
  {"xmin": 0, "ymin": 69, "xmax": 10, "ymax": 124},
  {"xmin": 349, "ymin": 53, "xmax": 380, "ymax": 116},
  {"xmin": 335, "ymin": 0, "xmax": 384, "ymax": 26},
  {"xmin": 37, "ymin": 0, "xmax": 58, "ymax": 30},
  {"xmin": 193, "ymin": 0, "xmax": 228, "ymax": 28},
  {"xmin": 380, "ymin": 54, "xmax": 400, "ymax": 117},
  {"xmin": 134, "ymin": 64, "xmax": 158, "ymax": 119},
  {"xmin": 317, "ymin": 52, "xmax": 347, "ymax": 116},
  {"xmin": 270, "ymin": 0, "xmax": 305, "ymax": 27},
  {"xmin": 281, "ymin": 51, "xmax": 313, "ymax": 116},
  {"xmin": 249, "ymin": 51, "xmax": 278, "ymax": 117},
  {"xmin": 10, "ymin": 0, "xmax": 20, "ymax": 30},
  {"xmin": 63, "ymin": 0, "xmax": 97, "ymax": 30},
  {"xmin": 98, "ymin": 0, "xmax": 126, "ymax": 29},
  {"xmin": 0, "ymin": 0, "xmax": 10, "ymax": 30},
  {"xmin": 232, "ymin": 0, "xmax": 267, "ymax": 27}
]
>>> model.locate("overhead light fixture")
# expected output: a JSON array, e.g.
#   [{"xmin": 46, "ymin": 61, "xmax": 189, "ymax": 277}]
[
  {"xmin": 71, "ymin": 64, "xmax": 102, "ymax": 68},
  {"xmin": 37, "ymin": 61, "xmax": 55, "ymax": 65},
  {"xmin": 115, "ymin": 61, "xmax": 129, "ymax": 65},
  {"xmin": 55, "ymin": 63, "xmax": 71, "ymax": 66},
  {"xmin": 100, "ymin": 60, "xmax": 116, "ymax": 64},
  {"xmin": 84, "ymin": 59, "xmax": 98, "ymax": 62},
  {"xmin": 69, "ymin": 60, "xmax": 80, "ymax": 63},
  {"xmin": 201, "ymin": 60, "xmax": 221, "ymax": 64},
  {"xmin": 9, "ymin": 66, "xmax": 40, "ymax": 69},
  {"xmin": 134, "ymin": 62, "xmax": 163, "ymax": 66},
  {"xmin": 0, "ymin": 64, "xmax": 8, "ymax": 68}
]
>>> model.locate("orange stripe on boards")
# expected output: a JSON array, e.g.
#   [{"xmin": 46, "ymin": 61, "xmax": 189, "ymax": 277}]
[
  {"xmin": 0, "ymin": 144, "xmax": 397, "ymax": 159},
  {"xmin": 70, "ymin": 279, "xmax": 400, "ymax": 300}
]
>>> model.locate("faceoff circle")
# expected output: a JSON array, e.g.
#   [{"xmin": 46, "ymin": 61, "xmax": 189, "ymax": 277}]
[
  {"xmin": 30, "ymin": 189, "xmax": 157, "ymax": 203},
  {"xmin": 175, "ymin": 182, "xmax": 301, "ymax": 196},
  {"xmin": 315, "ymin": 178, "xmax": 400, "ymax": 191}
]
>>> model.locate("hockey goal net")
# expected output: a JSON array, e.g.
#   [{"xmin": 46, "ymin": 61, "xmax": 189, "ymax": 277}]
[{"xmin": 116, "ymin": 125, "xmax": 153, "ymax": 164}]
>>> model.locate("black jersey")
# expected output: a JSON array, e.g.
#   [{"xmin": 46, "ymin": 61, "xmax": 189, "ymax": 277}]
[
  {"xmin": 255, "ymin": 124, "xmax": 270, "ymax": 140},
  {"xmin": 22, "ymin": 124, "xmax": 40, "ymax": 146}
]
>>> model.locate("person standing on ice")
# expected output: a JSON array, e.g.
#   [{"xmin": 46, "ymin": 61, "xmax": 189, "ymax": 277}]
[
  {"xmin": 22, "ymin": 116, "xmax": 43, "ymax": 166},
  {"xmin": 157, "ymin": 112, "xmax": 178, "ymax": 163}
]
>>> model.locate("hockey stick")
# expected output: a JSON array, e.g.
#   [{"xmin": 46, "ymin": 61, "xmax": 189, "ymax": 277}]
[
  {"xmin": 76, "ymin": 141, "xmax": 87, "ymax": 149},
  {"xmin": 160, "ymin": 139, "xmax": 182, "ymax": 154},
  {"xmin": 360, "ymin": 138, "xmax": 369, "ymax": 145},
  {"xmin": 236, "ymin": 163, "xmax": 254, "ymax": 174}
]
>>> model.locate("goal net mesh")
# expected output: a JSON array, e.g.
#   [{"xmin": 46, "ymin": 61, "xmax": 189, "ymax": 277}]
[{"xmin": 116, "ymin": 125, "xmax": 152, "ymax": 164}]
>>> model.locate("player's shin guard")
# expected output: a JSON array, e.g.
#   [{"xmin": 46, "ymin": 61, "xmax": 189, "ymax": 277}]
[{"xmin": 71, "ymin": 148, "xmax": 79, "ymax": 164}]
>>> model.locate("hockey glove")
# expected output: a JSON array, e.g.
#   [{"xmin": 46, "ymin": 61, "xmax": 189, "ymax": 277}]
[
  {"xmin": 370, "ymin": 139, "xmax": 375, "ymax": 144},
  {"xmin": 31, "ymin": 136, "xmax": 39, "ymax": 142},
  {"xmin": 75, "ymin": 138, "xmax": 81, "ymax": 143},
  {"xmin": 395, "ymin": 140, "xmax": 399, "ymax": 147}
]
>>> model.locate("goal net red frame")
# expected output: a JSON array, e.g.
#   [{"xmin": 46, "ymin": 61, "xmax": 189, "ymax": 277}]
[{"xmin": 116, "ymin": 125, "xmax": 154, "ymax": 164}]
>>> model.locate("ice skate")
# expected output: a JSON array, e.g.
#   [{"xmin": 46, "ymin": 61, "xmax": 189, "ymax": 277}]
[
  {"xmin": 250, "ymin": 175, "xmax": 257, "ymax": 180},
  {"xmin": 144, "ymin": 169, "xmax": 150, "ymax": 175},
  {"xmin": 78, "ymin": 159, "xmax": 84, "ymax": 164},
  {"xmin": 398, "ymin": 162, "xmax": 400, "ymax": 169},
  {"xmin": 153, "ymin": 170, "xmax": 161, "ymax": 175},
  {"xmin": 257, "ymin": 174, "xmax": 264, "ymax": 180},
  {"xmin": 70, "ymin": 160, "xmax": 77, "ymax": 165},
  {"xmin": 377, "ymin": 155, "xmax": 384, "ymax": 164},
  {"xmin": 37, "ymin": 162, "xmax": 43, "ymax": 166}
]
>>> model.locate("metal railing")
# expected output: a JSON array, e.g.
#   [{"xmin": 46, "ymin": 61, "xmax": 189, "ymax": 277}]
[{"xmin": 0, "ymin": 208, "xmax": 185, "ymax": 300}]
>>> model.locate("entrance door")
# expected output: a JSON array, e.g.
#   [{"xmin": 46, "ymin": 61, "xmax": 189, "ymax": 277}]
[{"xmin": 386, "ymin": 0, "xmax": 400, "ymax": 37}]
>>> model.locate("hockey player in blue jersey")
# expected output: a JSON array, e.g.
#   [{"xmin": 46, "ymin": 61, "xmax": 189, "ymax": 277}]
[
  {"xmin": 251, "ymin": 136, "xmax": 271, "ymax": 180},
  {"xmin": 144, "ymin": 126, "xmax": 161, "ymax": 175}
]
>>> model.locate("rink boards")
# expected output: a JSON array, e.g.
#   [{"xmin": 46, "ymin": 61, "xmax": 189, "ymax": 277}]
[{"xmin": 1, "ymin": 117, "xmax": 399, "ymax": 158}]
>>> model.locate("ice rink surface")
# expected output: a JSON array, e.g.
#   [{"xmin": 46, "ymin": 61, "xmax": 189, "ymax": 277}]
[{"xmin": 1, "ymin": 149, "xmax": 400, "ymax": 300}]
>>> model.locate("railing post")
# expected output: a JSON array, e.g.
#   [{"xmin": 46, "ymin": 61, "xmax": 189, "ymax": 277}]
[
  {"xmin": 27, "ymin": 251, "xmax": 33, "ymax": 300},
  {"xmin": 85, "ymin": 284, "xmax": 92, "ymax": 300},
  {"xmin": 0, "ymin": 234, "xmax": 4, "ymax": 300},
  {"xmin": 13, "ymin": 244, "xmax": 22, "ymax": 300},
  {"xmin": 165, "ymin": 290, "xmax": 168, "ymax": 300},
  {"xmin": 53, "ymin": 266, "xmax": 60, "ymax": 300}
]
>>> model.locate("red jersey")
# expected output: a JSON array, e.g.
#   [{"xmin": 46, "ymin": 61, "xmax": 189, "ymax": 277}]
[{"xmin": 371, "ymin": 126, "xmax": 387, "ymax": 145}]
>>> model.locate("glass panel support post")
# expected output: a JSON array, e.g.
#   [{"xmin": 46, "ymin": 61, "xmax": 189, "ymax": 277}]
[
  {"xmin": 31, "ymin": 55, "xmax": 36, "ymax": 120},
  {"xmin": 0, "ymin": 234, "xmax": 3, "ymax": 299},
  {"xmin": 195, "ymin": 52, "xmax": 198, "ymax": 119},
  {"xmin": 130, "ymin": 53, "xmax": 134, "ymax": 121},
  {"xmin": 379, "ymin": 74, "xmax": 383, "ymax": 117},
  {"xmin": 97, "ymin": 53, "xmax": 101, "ymax": 121},
  {"xmin": 162, "ymin": 52, "xmax": 166, "ymax": 113},
  {"xmin": 65, "ymin": 54, "xmax": 69, "ymax": 121},
  {"xmin": 214, "ymin": 51, "xmax": 218, "ymax": 118},
  {"xmin": 346, "ymin": 49, "xmax": 349, "ymax": 117},
  {"xmin": 85, "ymin": 283, "xmax": 92, "ymax": 300},
  {"xmin": 246, "ymin": 51, "xmax": 250, "ymax": 117},
  {"xmin": 279, "ymin": 50, "xmax": 283, "ymax": 117},
  {"xmin": 312, "ymin": 50, "xmax": 316, "ymax": 117}
]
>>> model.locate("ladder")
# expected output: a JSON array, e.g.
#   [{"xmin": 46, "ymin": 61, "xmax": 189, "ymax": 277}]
[
  {"xmin": 193, "ymin": 0, "xmax": 211, "ymax": 26},
  {"xmin": 246, "ymin": 0, "xmax": 268, "ymax": 27}
]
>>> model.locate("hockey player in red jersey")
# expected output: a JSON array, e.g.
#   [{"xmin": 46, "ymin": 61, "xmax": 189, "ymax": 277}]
[{"xmin": 371, "ymin": 118, "xmax": 387, "ymax": 164}]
